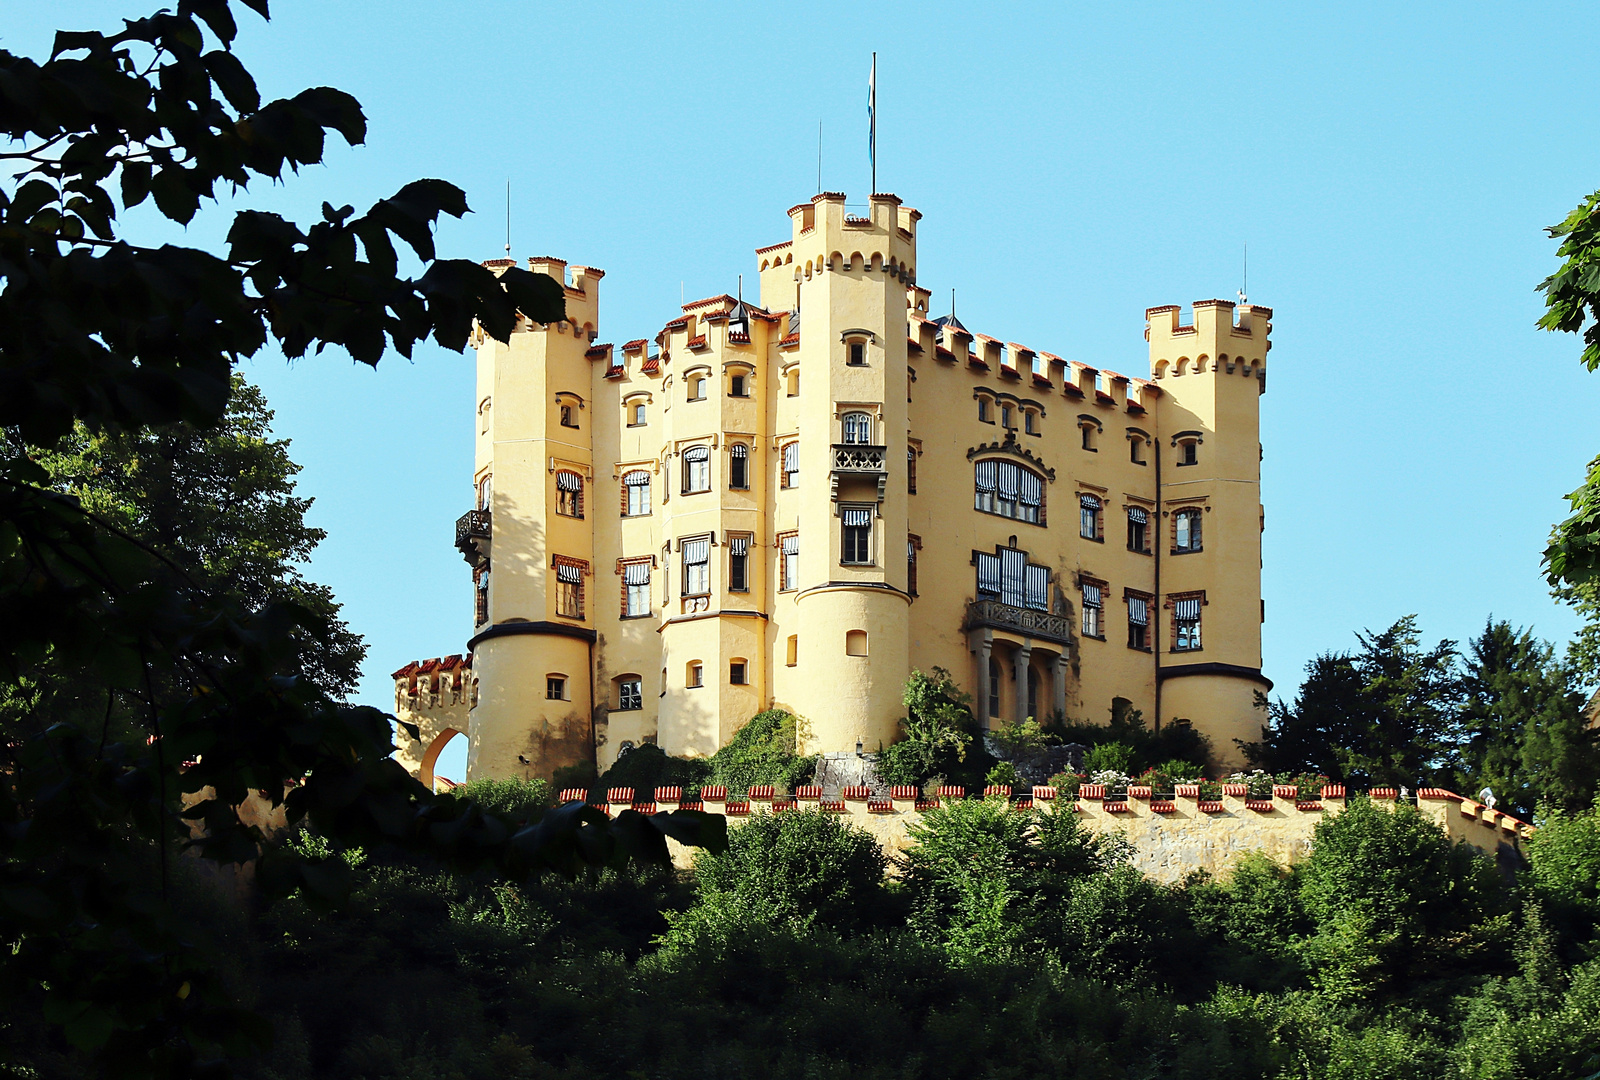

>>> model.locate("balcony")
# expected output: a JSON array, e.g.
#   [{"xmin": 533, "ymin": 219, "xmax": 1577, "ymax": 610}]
[
  {"xmin": 455, "ymin": 509, "xmax": 491, "ymax": 567},
  {"xmin": 831, "ymin": 443, "xmax": 888, "ymax": 502},
  {"xmin": 965, "ymin": 598, "xmax": 1071, "ymax": 646}
]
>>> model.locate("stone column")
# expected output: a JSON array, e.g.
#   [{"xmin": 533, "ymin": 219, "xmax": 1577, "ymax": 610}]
[
  {"xmin": 971, "ymin": 629, "xmax": 993, "ymax": 728},
  {"xmin": 1052, "ymin": 650, "xmax": 1069, "ymax": 720},
  {"xmin": 1014, "ymin": 642, "xmax": 1033, "ymax": 724}
]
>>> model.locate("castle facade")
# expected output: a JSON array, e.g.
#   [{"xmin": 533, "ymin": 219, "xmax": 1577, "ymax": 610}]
[{"xmin": 394, "ymin": 193, "xmax": 1273, "ymax": 786}]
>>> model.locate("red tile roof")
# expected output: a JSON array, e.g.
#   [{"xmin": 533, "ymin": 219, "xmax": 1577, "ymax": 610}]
[{"xmin": 622, "ymin": 339, "xmax": 648, "ymax": 352}]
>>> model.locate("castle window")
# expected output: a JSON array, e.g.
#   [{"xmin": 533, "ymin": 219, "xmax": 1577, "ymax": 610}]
[
  {"xmin": 1079, "ymin": 494, "xmax": 1103, "ymax": 541},
  {"xmin": 688, "ymin": 375, "xmax": 706, "ymax": 401},
  {"xmin": 841, "ymin": 507, "xmax": 873, "ymax": 565},
  {"xmin": 847, "ymin": 341, "xmax": 867, "ymax": 366},
  {"xmin": 781, "ymin": 442, "xmax": 800, "ymax": 488},
  {"xmin": 1172, "ymin": 594, "xmax": 1203, "ymax": 651},
  {"xmin": 682, "ymin": 445, "xmax": 711, "ymax": 494},
  {"xmin": 730, "ymin": 660, "xmax": 748, "ymax": 685},
  {"xmin": 630, "ymin": 402, "xmax": 647, "ymax": 426},
  {"xmin": 479, "ymin": 397, "xmax": 491, "ymax": 435},
  {"xmin": 546, "ymin": 675, "xmax": 567, "ymax": 701},
  {"xmin": 1081, "ymin": 582, "xmax": 1104, "ymax": 639},
  {"xmin": 977, "ymin": 398, "xmax": 993, "ymax": 424},
  {"xmin": 474, "ymin": 565, "xmax": 489, "ymax": 626},
  {"xmin": 728, "ymin": 534, "xmax": 750, "ymax": 592},
  {"xmin": 681, "ymin": 536, "xmax": 710, "ymax": 597},
  {"xmin": 1177, "ymin": 438, "xmax": 1199, "ymax": 466},
  {"xmin": 845, "ymin": 629, "xmax": 868, "ymax": 657},
  {"xmin": 1024, "ymin": 410, "xmax": 1039, "ymax": 436},
  {"xmin": 1000, "ymin": 405, "xmax": 1013, "ymax": 430},
  {"xmin": 786, "ymin": 634, "xmax": 798, "ymax": 667},
  {"xmin": 778, "ymin": 532, "xmax": 799, "ymax": 591},
  {"xmin": 623, "ymin": 470, "xmax": 651, "ymax": 516},
  {"xmin": 559, "ymin": 404, "xmax": 577, "ymax": 428},
  {"xmin": 1173, "ymin": 508, "xmax": 1203, "ymax": 553},
  {"xmin": 730, "ymin": 373, "xmax": 749, "ymax": 398},
  {"xmin": 555, "ymin": 559, "xmax": 585, "ymax": 619},
  {"xmin": 907, "ymin": 445, "xmax": 918, "ymax": 494},
  {"xmin": 1127, "ymin": 506, "xmax": 1150, "ymax": 553},
  {"xmin": 975, "ymin": 547, "xmax": 1050, "ymax": 611},
  {"xmin": 907, "ymin": 535, "xmax": 919, "ymax": 596},
  {"xmin": 729, "ymin": 443, "xmax": 750, "ymax": 490},
  {"xmin": 1126, "ymin": 591, "xmax": 1152, "ymax": 651},
  {"xmin": 555, "ymin": 470, "xmax": 584, "ymax": 518},
  {"xmin": 786, "ymin": 369, "xmax": 800, "ymax": 396},
  {"xmin": 477, "ymin": 472, "xmax": 492, "ymax": 510},
  {"xmin": 621, "ymin": 559, "xmax": 651, "ymax": 618},
  {"xmin": 1130, "ymin": 434, "xmax": 1146, "ymax": 465},
  {"xmin": 1080, "ymin": 421, "xmax": 1097, "ymax": 451},
  {"xmin": 687, "ymin": 662, "xmax": 704, "ymax": 688},
  {"xmin": 617, "ymin": 676, "xmax": 642, "ymax": 711},
  {"xmin": 842, "ymin": 411, "xmax": 873, "ymax": 445},
  {"xmin": 974, "ymin": 460, "xmax": 1043, "ymax": 524}
]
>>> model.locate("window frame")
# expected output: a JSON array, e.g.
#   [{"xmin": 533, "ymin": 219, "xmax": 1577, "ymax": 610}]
[
  {"xmin": 681, "ymin": 535, "xmax": 711, "ymax": 598},
  {"xmin": 546, "ymin": 676, "xmax": 567, "ymax": 701},
  {"xmin": 1171, "ymin": 592, "xmax": 1204, "ymax": 652},
  {"xmin": 974, "ymin": 458, "xmax": 1045, "ymax": 525},
  {"xmin": 780, "ymin": 441, "xmax": 800, "ymax": 488},
  {"xmin": 1125, "ymin": 590, "xmax": 1153, "ymax": 651},
  {"xmin": 1079, "ymin": 494, "xmax": 1103, "ymax": 542},
  {"xmin": 553, "ymin": 557, "xmax": 586, "ymax": 620},
  {"xmin": 622, "ymin": 470, "xmax": 652, "ymax": 517},
  {"xmin": 617, "ymin": 678, "xmax": 643, "ymax": 711},
  {"xmin": 620, "ymin": 557, "xmax": 652, "ymax": 618},
  {"xmin": 777, "ymin": 531, "xmax": 799, "ymax": 591},
  {"xmin": 555, "ymin": 470, "xmax": 584, "ymax": 518},
  {"xmin": 681, "ymin": 445, "xmax": 711, "ymax": 494},
  {"xmin": 729, "ymin": 660, "xmax": 748, "ymax": 685},
  {"xmin": 1126, "ymin": 505, "xmax": 1150, "ymax": 553},
  {"xmin": 841, "ymin": 411, "xmax": 874, "ymax": 445},
  {"xmin": 1080, "ymin": 580, "xmax": 1105, "ymax": 639},
  {"xmin": 728, "ymin": 443, "xmax": 750, "ymax": 490},
  {"xmin": 840, "ymin": 506, "xmax": 874, "ymax": 566},
  {"xmin": 1172, "ymin": 507, "xmax": 1203, "ymax": 554},
  {"xmin": 727, "ymin": 533, "xmax": 751, "ymax": 593}
]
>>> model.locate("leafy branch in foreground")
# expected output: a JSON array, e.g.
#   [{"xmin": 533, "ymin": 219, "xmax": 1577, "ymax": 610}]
[{"xmin": 0, "ymin": 2, "xmax": 724, "ymax": 1077}]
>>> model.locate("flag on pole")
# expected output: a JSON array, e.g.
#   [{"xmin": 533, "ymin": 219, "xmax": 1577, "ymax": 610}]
[{"xmin": 868, "ymin": 53, "xmax": 876, "ymax": 194}]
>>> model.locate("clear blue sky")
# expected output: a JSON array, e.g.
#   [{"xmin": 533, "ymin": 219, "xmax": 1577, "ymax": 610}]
[{"xmin": 11, "ymin": 2, "xmax": 1600, "ymax": 782}]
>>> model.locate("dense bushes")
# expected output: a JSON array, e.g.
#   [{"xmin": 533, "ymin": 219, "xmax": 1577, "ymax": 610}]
[{"xmin": 586, "ymin": 708, "xmax": 817, "ymax": 799}]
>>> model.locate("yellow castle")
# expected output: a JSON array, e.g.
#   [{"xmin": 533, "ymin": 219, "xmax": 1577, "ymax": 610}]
[{"xmin": 393, "ymin": 193, "xmax": 1273, "ymax": 788}]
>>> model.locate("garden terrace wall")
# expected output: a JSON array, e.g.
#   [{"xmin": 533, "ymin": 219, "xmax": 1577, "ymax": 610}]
[{"xmin": 621, "ymin": 784, "xmax": 1531, "ymax": 883}]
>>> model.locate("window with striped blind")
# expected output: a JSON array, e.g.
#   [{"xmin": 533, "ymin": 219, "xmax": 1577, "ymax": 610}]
[
  {"xmin": 1125, "ymin": 590, "xmax": 1152, "ymax": 650},
  {"xmin": 623, "ymin": 470, "xmax": 651, "ymax": 516},
  {"xmin": 728, "ymin": 534, "xmax": 750, "ymax": 592},
  {"xmin": 781, "ymin": 441, "xmax": 799, "ymax": 488},
  {"xmin": 681, "ymin": 536, "xmax": 710, "ymax": 597},
  {"xmin": 555, "ymin": 470, "xmax": 583, "ymax": 518},
  {"xmin": 682, "ymin": 445, "xmax": 710, "ymax": 494},
  {"xmin": 554, "ymin": 558, "xmax": 585, "ymax": 619},
  {"xmin": 1081, "ymin": 581, "xmax": 1104, "ymax": 638},
  {"xmin": 778, "ymin": 533, "xmax": 799, "ymax": 591},
  {"xmin": 974, "ymin": 459, "xmax": 1044, "ymax": 524},
  {"xmin": 974, "ymin": 547, "xmax": 1051, "ymax": 612},
  {"xmin": 1172, "ymin": 593, "xmax": 1204, "ymax": 651},
  {"xmin": 841, "ymin": 507, "xmax": 873, "ymax": 565}
]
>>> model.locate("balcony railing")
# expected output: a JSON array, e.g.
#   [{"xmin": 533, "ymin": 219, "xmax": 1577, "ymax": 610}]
[
  {"xmin": 455, "ymin": 509, "xmax": 491, "ymax": 566},
  {"xmin": 832, "ymin": 443, "xmax": 887, "ymax": 472},
  {"xmin": 965, "ymin": 598, "xmax": 1071, "ymax": 646}
]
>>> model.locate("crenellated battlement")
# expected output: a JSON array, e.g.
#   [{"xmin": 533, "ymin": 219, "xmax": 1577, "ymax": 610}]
[
  {"xmin": 549, "ymin": 783, "xmax": 1528, "ymax": 883},
  {"xmin": 1146, "ymin": 299, "xmax": 1271, "ymax": 384}
]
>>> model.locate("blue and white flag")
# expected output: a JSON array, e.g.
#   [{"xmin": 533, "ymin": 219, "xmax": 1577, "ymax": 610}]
[{"xmin": 867, "ymin": 53, "xmax": 876, "ymax": 189}]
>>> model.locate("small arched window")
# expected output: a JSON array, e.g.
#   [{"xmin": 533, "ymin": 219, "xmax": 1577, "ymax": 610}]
[
  {"xmin": 623, "ymin": 470, "xmax": 651, "ymax": 516},
  {"xmin": 478, "ymin": 397, "xmax": 492, "ymax": 435},
  {"xmin": 555, "ymin": 470, "xmax": 583, "ymax": 518},
  {"xmin": 1179, "ymin": 439, "xmax": 1198, "ymax": 466},
  {"xmin": 842, "ymin": 412, "xmax": 873, "ymax": 444},
  {"xmin": 615, "ymin": 675, "xmax": 643, "ymax": 711},
  {"xmin": 682, "ymin": 445, "xmax": 710, "ymax": 494},
  {"xmin": 728, "ymin": 443, "xmax": 750, "ymax": 490},
  {"xmin": 477, "ymin": 473, "xmax": 492, "ymax": 511},
  {"xmin": 1174, "ymin": 508, "xmax": 1203, "ymax": 553}
]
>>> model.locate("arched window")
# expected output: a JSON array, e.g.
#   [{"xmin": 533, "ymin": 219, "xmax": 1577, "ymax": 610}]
[
  {"xmin": 728, "ymin": 443, "xmax": 749, "ymax": 489},
  {"xmin": 682, "ymin": 445, "xmax": 710, "ymax": 494},
  {"xmin": 623, "ymin": 470, "xmax": 651, "ymax": 516},
  {"xmin": 681, "ymin": 536, "xmax": 711, "ymax": 597},
  {"xmin": 1174, "ymin": 508, "xmax": 1202, "ymax": 553},
  {"xmin": 781, "ymin": 442, "xmax": 799, "ymax": 488},
  {"xmin": 477, "ymin": 473, "xmax": 492, "ymax": 510},
  {"xmin": 555, "ymin": 470, "xmax": 583, "ymax": 518},
  {"xmin": 615, "ymin": 675, "xmax": 643, "ymax": 711},
  {"xmin": 842, "ymin": 412, "xmax": 873, "ymax": 444},
  {"xmin": 974, "ymin": 460, "xmax": 1044, "ymax": 524},
  {"xmin": 1079, "ymin": 494, "xmax": 1102, "ymax": 541}
]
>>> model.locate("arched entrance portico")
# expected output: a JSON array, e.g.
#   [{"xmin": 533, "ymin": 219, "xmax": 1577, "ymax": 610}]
[
  {"xmin": 968, "ymin": 625, "xmax": 1072, "ymax": 728},
  {"xmin": 418, "ymin": 727, "xmax": 463, "ymax": 792}
]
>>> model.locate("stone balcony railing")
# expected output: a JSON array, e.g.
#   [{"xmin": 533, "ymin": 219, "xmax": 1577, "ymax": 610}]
[
  {"xmin": 965, "ymin": 598, "xmax": 1071, "ymax": 645},
  {"xmin": 831, "ymin": 443, "xmax": 887, "ymax": 472},
  {"xmin": 455, "ymin": 509, "xmax": 491, "ymax": 567}
]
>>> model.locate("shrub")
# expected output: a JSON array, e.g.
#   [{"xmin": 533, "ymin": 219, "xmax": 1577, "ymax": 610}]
[
  {"xmin": 985, "ymin": 761, "xmax": 1020, "ymax": 788},
  {"xmin": 989, "ymin": 717, "xmax": 1051, "ymax": 758},
  {"xmin": 691, "ymin": 810, "xmax": 886, "ymax": 935},
  {"xmin": 596, "ymin": 743, "xmax": 712, "ymax": 796},
  {"xmin": 707, "ymin": 708, "xmax": 816, "ymax": 794},
  {"xmin": 879, "ymin": 668, "xmax": 991, "ymax": 788},
  {"xmin": 1084, "ymin": 741, "xmax": 1134, "ymax": 776},
  {"xmin": 449, "ymin": 776, "xmax": 551, "ymax": 821},
  {"xmin": 1048, "ymin": 770, "xmax": 1081, "ymax": 799}
]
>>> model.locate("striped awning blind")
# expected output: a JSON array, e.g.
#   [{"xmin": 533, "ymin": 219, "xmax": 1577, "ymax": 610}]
[
  {"xmin": 683, "ymin": 445, "xmax": 709, "ymax": 462},
  {"xmin": 1127, "ymin": 506, "xmax": 1148, "ymax": 524},
  {"xmin": 682, "ymin": 538, "xmax": 709, "ymax": 564},
  {"xmin": 783, "ymin": 443, "xmax": 799, "ymax": 471},
  {"xmin": 781, "ymin": 534, "xmax": 799, "ymax": 555},
  {"xmin": 556, "ymin": 471, "xmax": 582, "ymax": 490},
  {"xmin": 730, "ymin": 443, "xmax": 748, "ymax": 458},
  {"xmin": 623, "ymin": 470, "xmax": 650, "ymax": 486},
  {"xmin": 842, "ymin": 508, "xmax": 871, "ymax": 527},
  {"xmin": 555, "ymin": 563, "xmax": 582, "ymax": 583},
  {"xmin": 1025, "ymin": 564, "xmax": 1050, "ymax": 611},
  {"xmin": 999, "ymin": 547, "xmax": 1026, "ymax": 607},
  {"xmin": 974, "ymin": 459, "xmax": 997, "ymax": 493},
  {"xmin": 1080, "ymin": 493, "xmax": 1101, "ymax": 510},
  {"xmin": 997, "ymin": 462, "xmax": 1019, "ymax": 498},
  {"xmin": 975, "ymin": 552, "xmax": 999, "ymax": 595},
  {"xmin": 729, "ymin": 536, "xmax": 750, "ymax": 556},
  {"xmin": 623, "ymin": 561, "xmax": 651, "ymax": 585},
  {"xmin": 1019, "ymin": 470, "xmax": 1042, "ymax": 507},
  {"xmin": 1082, "ymin": 583, "xmax": 1102, "ymax": 607},
  {"xmin": 1174, "ymin": 597, "xmax": 1202, "ymax": 621},
  {"xmin": 1127, "ymin": 595, "xmax": 1149, "ymax": 625}
]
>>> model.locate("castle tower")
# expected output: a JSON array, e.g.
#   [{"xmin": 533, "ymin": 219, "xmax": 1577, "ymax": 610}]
[
  {"xmin": 756, "ymin": 193, "xmax": 918, "ymax": 754},
  {"xmin": 461, "ymin": 258, "xmax": 604, "ymax": 781},
  {"xmin": 1145, "ymin": 300, "xmax": 1271, "ymax": 765}
]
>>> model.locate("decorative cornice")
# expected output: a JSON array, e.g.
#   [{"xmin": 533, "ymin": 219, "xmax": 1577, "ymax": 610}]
[
  {"xmin": 966, "ymin": 430, "xmax": 1056, "ymax": 481},
  {"xmin": 467, "ymin": 620, "xmax": 597, "ymax": 650}
]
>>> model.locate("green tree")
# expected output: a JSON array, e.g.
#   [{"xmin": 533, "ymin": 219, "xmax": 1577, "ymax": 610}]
[
  {"xmin": 878, "ymin": 667, "xmax": 989, "ymax": 788},
  {"xmin": 27, "ymin": 375, "xmax": 364, "ymax": 698},
  {"xmin": 0, "ymin": 5, "xmax": 721, "ymax": 1075},
  {"xmin": 1249, "ymin": 616, "xmax": 1463, "ymax": 787}
]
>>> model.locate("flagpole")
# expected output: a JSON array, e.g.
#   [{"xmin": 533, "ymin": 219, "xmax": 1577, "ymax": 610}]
[{"xmin": 868, "ymin": 53, "xmax": 876, "ymax": 196}]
